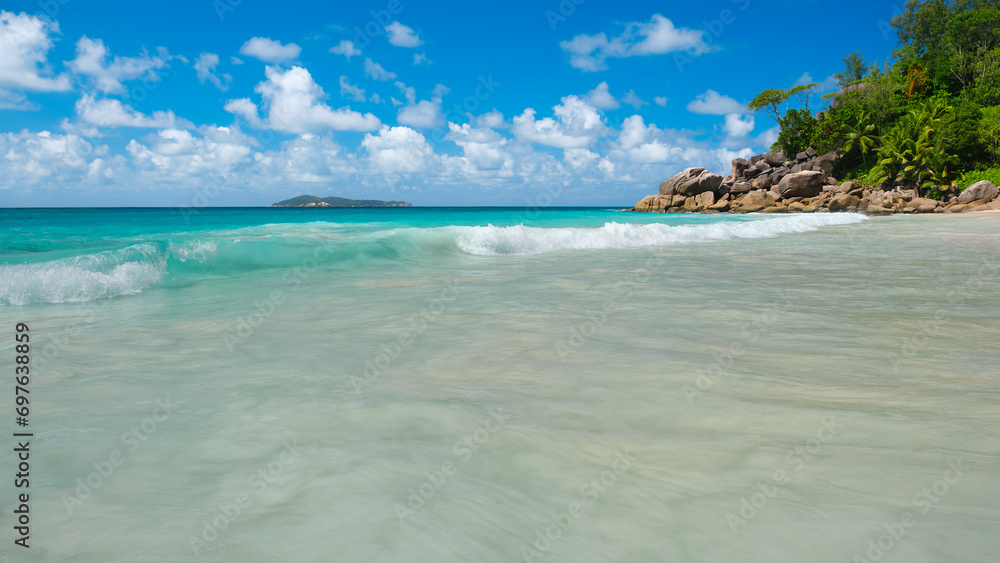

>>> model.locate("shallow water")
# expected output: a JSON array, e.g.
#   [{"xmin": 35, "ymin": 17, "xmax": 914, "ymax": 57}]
[{"xmin": 1, "ymin": 208, "xmax": 998, "ymax": 562}]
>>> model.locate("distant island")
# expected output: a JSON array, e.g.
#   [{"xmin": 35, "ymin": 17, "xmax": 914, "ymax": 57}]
[{"xmin": 271, "ymin": 195, "xmax": 414, "ymax": 208}]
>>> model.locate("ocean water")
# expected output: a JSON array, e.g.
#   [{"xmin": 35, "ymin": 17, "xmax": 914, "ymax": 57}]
[{"xmin": 1, "ymin": 207, "xmax": 999, "ymax": 562}]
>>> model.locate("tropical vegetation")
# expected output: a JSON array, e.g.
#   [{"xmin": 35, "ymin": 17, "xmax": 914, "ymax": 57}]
[{"xmin": 749, "ymin": 0, "xmax": 1000, "ymax": 198}]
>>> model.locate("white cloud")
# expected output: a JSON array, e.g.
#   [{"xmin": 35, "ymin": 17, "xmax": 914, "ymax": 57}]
[
  {"xmin": 0, "ymin": 130, "xmax": 105, "ymax": 185},
  {"xmin": 239, "ymin": 37, "xmax": 301, "ymax": 63},
  {"xmin": 622, "ymin": 90, "xmax": 647, "ymax": 110},
  {"xmin": 126, "ymin": 126, "xmax": 254, "ymax": 176},
  {"xmin": 364, "ymin": 58, "xmax": 396, "ymax": 81},
  {"xmin": 67, "ymin": 37, "xmax": 172, "ymax": 95},
  {"xmin": 194, "ymin": 53, "xmax": 231, "ymax": 91},
  {"xmin": 394, "ymin": 81, "xmax": 416, "ymax": 105},
  {"xmin": 225, "ymin": 66, "xmax": 381, "ymax": 133},
  {"xmin": 722, "ymin": 113, "xmax": 755, "ymax": 137},
  {"xmin": 413, "ymin": 53, "xmax": 430, "ymax": 65},
  {"xmin": 560, "ymin": 15, "xmax": 707, "ymax": 71},
  {"xmin": 398, "ymin": 100, "xmax": 443, "ymax": 128},
  {"xmin": 339, "ymin": 75, "xmax": 366, "ymax": 102},
  {"xmin": 222, "ymin": 98, "xmax": 264, "ymax": 128},
  {"xmin": 686, "ymin": 89, "xmax": 744, "ymax": 115},
  {"xmin": 472, "ymin": 109, "xmax": 507, "ymax": 129},
  {"xmin": 231, "ymin": 56, "xmax": 244, "ymax": 65},
  {"xmin": 512, "ymin": 95, "xmax": 610, "ymax": 149},
  {"xmin": 653, "ymin": 96, "xmax": 668, "ymax": 107},
  {"xmin": 584, "ymin": 82, "xmax": 619, "ymax": 110},
  {"xmin": 361, "ymin": 125, "xmax": 434, "ymax": 174},
  {"xmin": 397, "ymin": 85, "xmax": 447, "ymax": 128},
  {"xmin": 75, "ymin": 94, "xmax": 193, "ymax": 129},
  {"xmin": 0, "ymin": 89, "xmax": 33, "ymax": 110},
  {"xmin": 330, "ymin": 40, "xmax": 361, "ymax": 60},
  {"xmin": 386, "ymin": 21, "xmax": 423, "ymax": 47},
  {"xmin": 445, "ymin": 122, "xmax": 508, "ymax": 169},
  {"xmin": 0, "ymin": 10, "xmax": 71, "ymax": 98}
]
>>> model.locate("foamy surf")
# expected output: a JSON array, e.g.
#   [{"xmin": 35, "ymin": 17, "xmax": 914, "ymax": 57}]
[
  {"xmin": 0, "ymin": 243, "xmax": 168, "ymax": 305},
  {"xmin": 451, "ymin": 213, "xmax": 868, "ymax": 256}
]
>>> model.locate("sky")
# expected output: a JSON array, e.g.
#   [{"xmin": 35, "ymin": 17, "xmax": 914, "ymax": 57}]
[{"xmin": 0, "ymin": 0, "xmax": 903, "ymax": 207}]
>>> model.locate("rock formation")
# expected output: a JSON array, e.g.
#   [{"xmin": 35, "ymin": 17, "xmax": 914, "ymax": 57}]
[{"xmin": 630, "ymin": 148, "xmax": 1000, "ymax": 216}]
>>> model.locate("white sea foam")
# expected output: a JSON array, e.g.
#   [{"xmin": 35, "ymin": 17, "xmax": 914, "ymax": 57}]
[
  {"xmin": 170, "ymin": 240, "xmax": 219, "ymax": 262},
  {"xmin": 452, "ymin": 213, "xmax": 868, "ymax": 256},
  {"xmin": 0, "ymin": 243, "xmax": 167, "ymax": 305}
]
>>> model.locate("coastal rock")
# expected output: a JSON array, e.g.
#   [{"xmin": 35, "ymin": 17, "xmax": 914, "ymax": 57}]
[
  {"xmin": 732, "ymin": 159, "xmax": 749, "ymax": 178},
  {"xmin": 730, "ymin": 181, "xmax": 754, "ymax": 195},
  {"xmin": 829, "ymin": 194, "xmax": 861, "ymax": 212},
  {"xmin": 836, "ymin": 181, "xmax": 857, "ymax": 194},
  {"xmin": 634, "ymin": 195, "xmax": 672, "ymax": 212},
  {"xmin": 957, "ymin": 181, "xmax": 998, "ymax": 204},
  {"xmin": 659, "ymin": 167, "xmax": 725, "ymax": 197},
  {"xmin": 695, "ymin": 191, "xmax": 716, "ymax": 207},
  {"xmin": 906, "ymin": 197, "xmax": 941, "ymax": 213},
  {"xmin": 865, "ymin": 205, "xmax": 893, "ymax": 215},
  {"xmin": 777, "ymin": 170, "xmax": 825, "ymax": 199},
  {"xmin": 762, "ymin": 150, "xmax": 786, "ymax": 167},
  {"xmin": 740, "ymin": 191, "xmax": 776, "ymax": 208}
]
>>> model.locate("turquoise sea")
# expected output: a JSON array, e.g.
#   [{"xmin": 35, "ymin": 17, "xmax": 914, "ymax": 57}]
[{"xmin": 1, "ymin": 207, "xmax": 999, "ymax": 562}]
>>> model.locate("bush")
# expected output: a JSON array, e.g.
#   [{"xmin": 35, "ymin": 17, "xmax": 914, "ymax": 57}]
[
  {"xmin": 774, "ymin": 109, "xmax": 817, "ymax": 157},
  {"xmin": 940, "ymin": 98, "xmax": 985, "ymax": 167},
  {"xmin": 959, "ymin": 167, "xmax": 1000, "ymax": 190},
  {"xmin": 981, "ymin": 105, "xmax": 1000, "ymax": 161}
]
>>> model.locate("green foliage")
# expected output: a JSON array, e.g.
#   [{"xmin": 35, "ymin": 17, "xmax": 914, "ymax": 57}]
[
  {"xmin": 835, "ymin": 51, "xmax": 871, "ymax": 88},
  {"xmin": 872, "ymin": 99, "xmax": 959, "ymax": 193},
  {"xmin": 972, "ymin": 47, "xmax": 1000, "ymax": 104},
  {"xmin": 751, "ymin": 1, "xmax": 998, "ymax": 199},
  {"xmin": 774, "ymin": 109, "xmax": 818, "ymax": 157},
  {"xmin": 981, "ymin": 105, "xmax": 1000, "ymax": 159},
  {"xmin": 748, "ymin": 84, "xmax": 817, "ymax": 122},
  {"xmin": 959, "ymin": 166, "xmax": 1000, "ymax": 189},
  {"xmin": 940, "ymin": 98, "xmax": 986, "ymax": 165}
]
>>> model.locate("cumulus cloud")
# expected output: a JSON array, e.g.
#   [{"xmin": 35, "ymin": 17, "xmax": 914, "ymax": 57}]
[
  {"xmin": 413, "ymin": 53, "xmax": 430, "ymax": 65},
  {"xmin": 0, "ymin": 10, "xmax": 71, "ymax": 100},
  {"xmin": 686, "ymin": 89, "xmax": 744, "ymax": 115},
  {"xmin": 225, "ymin": 65, "xmax": 381, "ymax": 133},
  {"xmin": 722, "ymin": 113, "xmax": 755, "ymax": 137},
  {"xmin": 584, "ymin": 82, "xmax": 619, "ymax": 110},
  {"xmin": 239, "ymin": 37, "xmax": 301, "ymax": 63},
  {"xmin": 361, "ymin": 125, "xmax": 434, "ymax": 174},
  {"xmin": 386, "ymin": 21, "xmax": 423, "ymax": 47},
  {"xmin": 560, "ymin": 15, "xmax": 707, "ymax": 71},
  {"xmin": 329, "ymin": 40, "xmax": 361, "ymax": 60},
  {"xmin": 653, "ymin": 96, "xmax": 668, "ymax": 107},
  {"xmin": 194, "ymin": 53, "xmax": 231, "ymax": 91},
  {"xmin": 396, "ymin": 84, "xmax": 448, "ymax": 129},
  {"xmin": 472, "ymin": 109, "xmax": 507, "ymax": 129},
  {"xmin": 364, "ymin": 58, "xmax": 396, "ymax": 81},
  {"xmin": 126, "ymin": 126, "xmax": 254, "ymax": 176},
  {"xmin": 511, "ymin": 95, "xmax": 610, "ymax": 149},
  {"xmin": 75, "ymin": 94, "xmax": 193, "ymax": 129},
  {"xmin": 67, "ymin": 37, "xmax": 172, "ymax": 95}
]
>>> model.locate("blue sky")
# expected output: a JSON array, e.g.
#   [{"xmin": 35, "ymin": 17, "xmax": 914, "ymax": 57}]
[{"xmin": 0, "ymin": 0, "xmax": 901, "ymax": 206}]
